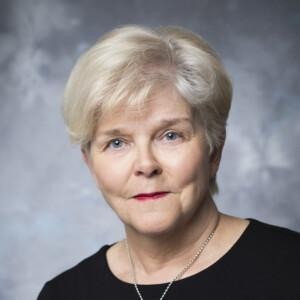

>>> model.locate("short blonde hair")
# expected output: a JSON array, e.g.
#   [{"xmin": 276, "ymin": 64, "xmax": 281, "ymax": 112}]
[{"xmin": 63, "ymin": 25, "xmax": 232, "ymax": 194}]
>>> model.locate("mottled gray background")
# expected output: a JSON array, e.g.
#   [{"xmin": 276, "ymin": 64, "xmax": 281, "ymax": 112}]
[{"xmin": 1, "ymin": 0, "xmax": 299, "ymax": 299}]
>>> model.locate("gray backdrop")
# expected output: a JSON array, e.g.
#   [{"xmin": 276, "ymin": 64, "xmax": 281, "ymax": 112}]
[{"xmin": 1, "ymin": 0, "xmax": 299, "ymax": 299}]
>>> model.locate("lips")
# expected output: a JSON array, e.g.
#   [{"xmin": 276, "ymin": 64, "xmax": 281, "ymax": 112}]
[{"xmin": 133, "ymin": 192, "xmax": 169, "ymax": 201}]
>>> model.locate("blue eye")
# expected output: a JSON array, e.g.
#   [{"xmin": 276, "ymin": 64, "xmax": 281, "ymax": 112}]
[
  {"xmin": 165, "ymin": 131, "xmax": 181, "ymax": 141},
  {"xmin": 107, "ymin": 139, "xmax": 124, "ymax": 149}
]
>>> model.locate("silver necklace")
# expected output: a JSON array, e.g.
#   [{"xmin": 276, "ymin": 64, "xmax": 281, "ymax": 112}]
[{"xmin": 125, "ymin": 215, "xmax": 220, "ymax": 300}]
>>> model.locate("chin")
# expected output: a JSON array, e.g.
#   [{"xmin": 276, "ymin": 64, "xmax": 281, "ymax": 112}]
[{"xmin": 127, "ymin": 212, "xmax": 181, "ymax": 237}]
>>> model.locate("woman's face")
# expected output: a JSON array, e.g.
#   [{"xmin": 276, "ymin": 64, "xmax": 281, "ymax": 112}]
[{"xmin": 83, "ymin": 86, "xmax": 219, "ymax": 236}]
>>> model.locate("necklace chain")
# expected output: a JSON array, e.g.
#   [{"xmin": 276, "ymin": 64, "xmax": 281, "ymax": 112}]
[{"xmin": 125, "ymin": 214, "xmax": 220, "ymax": 300}]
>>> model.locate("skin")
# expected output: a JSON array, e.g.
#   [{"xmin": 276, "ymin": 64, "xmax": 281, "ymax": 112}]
[{"xmin": 83, "ymin": 85, "xmax": 249, "ymax": 284}]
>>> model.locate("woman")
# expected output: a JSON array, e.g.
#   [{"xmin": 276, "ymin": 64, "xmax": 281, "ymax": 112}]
[{"xmin": 38, "ymin": 25, "xmax": 299, "ymax": 299}]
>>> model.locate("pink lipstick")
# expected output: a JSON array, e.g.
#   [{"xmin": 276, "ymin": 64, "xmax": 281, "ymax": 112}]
[{"xmin": 134, "ymin": 192, "xmax": 169, "ymax": 201}]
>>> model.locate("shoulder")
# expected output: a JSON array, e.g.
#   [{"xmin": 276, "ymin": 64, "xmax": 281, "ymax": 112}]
[
  {"xmin": 37, "ymin": 245, "xmax": 110, "ymax": 299},
  {"xmin": 241, "ymin": 219, "xmax": 300, "ymax": 271},
  {"xmin": 225, "ymin": 219, "xmax": 300, "ymax": 295},
  {"xmin": 247, "ymin": 218, "xmax": 300, "ymax": 248}
]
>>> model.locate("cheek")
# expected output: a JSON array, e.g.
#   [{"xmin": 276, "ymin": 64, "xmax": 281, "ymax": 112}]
[
  {"xmin": 162, "ymin": 145, "xmax": 210, "ymax": 188},
  {"xmin": 90, "ymin": 155, "xmax": 132, "ymax": 196}
]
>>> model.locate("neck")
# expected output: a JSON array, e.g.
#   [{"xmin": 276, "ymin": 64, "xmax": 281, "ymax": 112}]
[{"xmin": 124, "ymin": 196, "xmax": 219, "ymax": 281}]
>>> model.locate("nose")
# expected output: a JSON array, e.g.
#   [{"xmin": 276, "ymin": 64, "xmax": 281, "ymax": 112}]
[{"xmin": 133, "ymin": 144, "xmax": 162, "ymax": 177}]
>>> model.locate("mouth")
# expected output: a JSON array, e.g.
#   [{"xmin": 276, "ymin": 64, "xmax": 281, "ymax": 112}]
[{"xmin": 133, "ymin": 192, "xmax": 170, "ymax": 201}]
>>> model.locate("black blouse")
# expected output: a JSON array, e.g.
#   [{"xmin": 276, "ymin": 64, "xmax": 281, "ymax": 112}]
[{"xmin": 37, "ymin": 219, "xmax": 300, "ymax": 299}]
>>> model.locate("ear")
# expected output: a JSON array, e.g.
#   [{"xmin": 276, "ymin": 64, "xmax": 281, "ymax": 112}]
[
  {"xmin": 81, "ymin": 147, "xmax": 92, "ymax": 170},
  {"xmin": 81, "ymin": 146, "xmax": 100, "ymax": 187},
  {"xmin": 209, "ymin": 130, "xmax": 226, "ymax": 178}
]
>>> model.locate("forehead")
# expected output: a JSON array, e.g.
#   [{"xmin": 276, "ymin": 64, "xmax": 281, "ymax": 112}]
[{"xmin": 97, "ymin": 87, "xmax": 193, "ymax": 130}]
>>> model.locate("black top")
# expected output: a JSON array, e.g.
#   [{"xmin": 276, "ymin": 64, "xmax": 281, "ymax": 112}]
[{"xmin": 37, "ymin": 219, "xmax": 300, "ymax": 300}]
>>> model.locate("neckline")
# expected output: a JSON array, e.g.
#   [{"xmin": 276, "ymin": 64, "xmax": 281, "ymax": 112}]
[{"xmin": 102, "ymin": 218, "xmax": 256, "ymax": 288}]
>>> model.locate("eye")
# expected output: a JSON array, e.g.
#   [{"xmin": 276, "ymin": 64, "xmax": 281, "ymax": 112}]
[
  {"xmin": 106, "ymin": 138, "xmax": 125, "ymax": 150},
  {"xmin": 164, "ymin": 131, "xmax": 182, "ymax": 141}
]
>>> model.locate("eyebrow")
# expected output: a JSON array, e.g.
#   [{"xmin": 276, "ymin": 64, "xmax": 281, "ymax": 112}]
[{"xmin": 97, "ymin": 117, "xmax": 192, "ymax": 137}]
